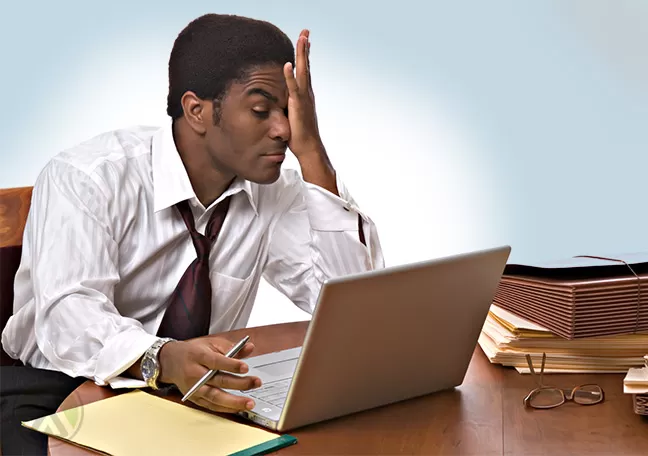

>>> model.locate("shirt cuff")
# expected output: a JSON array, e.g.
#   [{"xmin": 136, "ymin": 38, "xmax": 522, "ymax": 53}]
[
  {"xmin": 303, "ymin": 172, "xmax": 367, "ymax": 232},
  {"xmin": 93, "ymin": 327, "xmax": 160, "ymax": 386},
  {"xmin": 105, "ymin": 376, "xmax": 147, "ymax": 389}
]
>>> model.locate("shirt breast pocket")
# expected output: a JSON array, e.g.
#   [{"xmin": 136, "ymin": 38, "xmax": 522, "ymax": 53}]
[
  {"xmin": 209, "ymin": 270, "xmax": 258, "ymax": 332},
  {"xmin": 208, "ymin": 231, "xmax": 269, "ymax": 331}
]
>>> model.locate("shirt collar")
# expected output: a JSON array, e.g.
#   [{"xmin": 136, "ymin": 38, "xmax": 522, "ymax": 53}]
[{"xmin": 151, "ymin": 122, "xmax": 259, "ymax": 215}]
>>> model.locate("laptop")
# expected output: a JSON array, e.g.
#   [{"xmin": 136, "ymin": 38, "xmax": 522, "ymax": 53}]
[{"xmin": 227, "ymin": 245, "xmax": 511, "ymax": 432}]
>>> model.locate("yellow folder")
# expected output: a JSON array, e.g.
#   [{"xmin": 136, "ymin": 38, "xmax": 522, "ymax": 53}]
[{"xmin": 22, "ymin": 390, "xmax": 297, "ymax": 456}]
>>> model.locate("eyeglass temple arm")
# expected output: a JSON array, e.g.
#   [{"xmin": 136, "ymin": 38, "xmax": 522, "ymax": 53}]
[{"xmin": 525, "ymin": 354, "xmax": 543, "ymax": 387}]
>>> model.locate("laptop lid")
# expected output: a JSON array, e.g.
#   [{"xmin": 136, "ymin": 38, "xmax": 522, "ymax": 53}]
[{"xmin": 276, "ymin": 245, "xmax": 511, "ymax": 431}]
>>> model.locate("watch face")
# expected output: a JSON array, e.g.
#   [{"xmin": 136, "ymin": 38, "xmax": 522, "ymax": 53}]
[{"xmin": 141, "ymin": 358, "xmax": 156, "ymax": 379}]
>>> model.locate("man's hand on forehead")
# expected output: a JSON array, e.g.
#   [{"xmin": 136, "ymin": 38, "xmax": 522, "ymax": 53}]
[{"xmin": 283, "ymin": 29, "xmax": 323, "ymax": 159}]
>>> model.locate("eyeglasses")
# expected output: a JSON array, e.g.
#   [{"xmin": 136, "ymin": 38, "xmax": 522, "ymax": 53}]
[{"xmin": 523, "ymin": 353, "xmax": 604, "ymax": 409}]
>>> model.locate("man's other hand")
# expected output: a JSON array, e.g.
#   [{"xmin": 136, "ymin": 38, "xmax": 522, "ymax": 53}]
[{"xmin": 158, "ymin": 336, "xmax": 261, "ymax": 413}]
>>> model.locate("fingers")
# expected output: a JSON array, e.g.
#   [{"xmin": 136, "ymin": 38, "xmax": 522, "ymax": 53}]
[
  {"xmin": 236, "ymin": 342, "xmax": 255, "ymax": 359},
  {"xmin": 198, "ymin": 344, "xmax": 250, "ymax": 374},
  {"xmin": 297, "ymin": 28, "xmax": 309, "ymax": 68},
  {"xmin": 296, "ymin": 35, "xmax": 309, "ymax": 87},
  {"xmin": 179, "ymin": 337, "xmax": 263, "ymax": 414},
  {"xmin": 285, "ymin": 29, "xmax": 312, "ymax": 96},
  {"xmin": 191, "ymin": 388, "xmax": 254, "ymax": 413},
  {"xmin": 193, "ymin": 398, "xmax": 240, "ymax": 414},
  {"xmin": 305, "ymin": 32, "xmax": 311, "ymax": 86},
  {"xmin": 194, "ymin": 385, "xmax": 256, "ymax": 413},
  {"xmin": 207, "ymin": 372, "xmax": 262, "ymax": 391},
  {"xmin": 284, "ymin": 62, "xmax": 299, "ymax": 95},
  {"xmin": 206, "ymin": 337, "xmax": 255, "ymax": 358}
]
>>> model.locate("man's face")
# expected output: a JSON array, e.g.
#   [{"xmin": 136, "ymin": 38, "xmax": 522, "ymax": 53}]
[{"xmin": 204, "ymin": 64, "xmax": 291, "ymax": 184}]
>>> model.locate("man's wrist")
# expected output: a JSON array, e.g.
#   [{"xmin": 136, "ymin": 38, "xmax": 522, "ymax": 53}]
[
  {"xmin": 134, "ymin": 337, "xmax": 175, "ymax": 389},
  {"xmin": 126, "ymin": 356, "xmax": 145, "ymax": 380},
  {"xmin": 296, "ymin": 144, "xmax": 338, "ymax": 196},
  {"xmin": 295, "ymin": 142, "xmax": 328, "ymax": 167},
  {"xmin": 157, "ymin": 340, "xmax": 179, "ymax": 385}
]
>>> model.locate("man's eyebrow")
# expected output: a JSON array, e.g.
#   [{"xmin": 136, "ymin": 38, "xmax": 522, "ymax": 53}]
[{"xmin": 245, "ymin": 87, "xmax": 278, "ymax": 103}]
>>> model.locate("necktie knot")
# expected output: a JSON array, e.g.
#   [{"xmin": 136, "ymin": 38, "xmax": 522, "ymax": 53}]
[{"xmin": 174, "ymin": 197, "xmax": 231, "ymax": 254}]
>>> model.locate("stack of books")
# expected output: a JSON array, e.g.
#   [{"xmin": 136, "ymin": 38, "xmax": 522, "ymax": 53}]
[
  {"xmin": 479, "ymin": 304, "xmax": 648, "ymax": 373},
  {"xmin": 623, "ymin": 356, "xmax": 648, "ymax": 416}
]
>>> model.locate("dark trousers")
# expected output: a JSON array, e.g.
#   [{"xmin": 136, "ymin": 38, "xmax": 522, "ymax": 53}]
[{"xmin": 0, "ymin": 365, "xmax": 85, "ymax": 456}]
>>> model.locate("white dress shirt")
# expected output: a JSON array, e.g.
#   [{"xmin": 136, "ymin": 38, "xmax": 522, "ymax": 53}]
[{"xmin": 2, "ymin": 123, "xmax": 384, "ymax": 387}]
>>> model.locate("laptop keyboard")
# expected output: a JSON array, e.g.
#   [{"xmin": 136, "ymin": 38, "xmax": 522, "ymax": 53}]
[{"xmin": 248, "ymin": 378, "xmax": 292, "ymax": 407}]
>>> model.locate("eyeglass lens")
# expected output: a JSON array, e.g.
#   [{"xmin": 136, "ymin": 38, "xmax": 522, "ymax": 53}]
[
  {"xmin": 529, "ymin": 388, "xmax": 563, "ymax": 408},
  {"xmin": 571, "ymin": 385, "xmax": 603, "ymax": 404}
]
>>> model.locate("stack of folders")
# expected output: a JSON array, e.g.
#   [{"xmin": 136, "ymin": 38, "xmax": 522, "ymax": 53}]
[
  {"xmin": 623, "ymin": 355, "xmax": 648, "ymax": 416},
  {"xmin": 492, "ymin": 253, "xmax": 648, "ymax": 339},
  {"xmin": 478, "ymin": 304, "xmax": 648, "ymax": 373}
]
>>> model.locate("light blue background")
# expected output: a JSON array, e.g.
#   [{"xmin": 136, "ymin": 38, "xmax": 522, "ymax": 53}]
[{"xmin": 2, "ymin": 1, "xmax": 647, "ymax": 323}]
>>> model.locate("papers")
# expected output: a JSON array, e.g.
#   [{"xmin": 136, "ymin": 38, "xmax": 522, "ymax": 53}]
[
  {"xmin": 22, "ymin": 390, "xmax": 296, "ymax": 456},
  {"xmin": 623, "ymin": 365, "xmax": 648, "ymax": 416},
  {"xmin": 478, "ymin": 305, "xmax": 648, "ymax": 373}
]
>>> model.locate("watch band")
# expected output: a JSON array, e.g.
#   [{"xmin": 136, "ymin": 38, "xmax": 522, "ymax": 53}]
[{"xmin": 141, "ymin": 337, "xmax": 174, "ymax": 390}]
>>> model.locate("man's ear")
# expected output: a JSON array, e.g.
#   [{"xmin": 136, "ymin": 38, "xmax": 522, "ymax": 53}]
[{"xmin": 180, "ymin": 91, "xmax": 210, "ymax": 135}]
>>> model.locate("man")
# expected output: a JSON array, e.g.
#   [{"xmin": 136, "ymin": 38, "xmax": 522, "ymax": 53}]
[{"xmin": 0, "ymin": 13, "xmax": 383, "ymax": 455}]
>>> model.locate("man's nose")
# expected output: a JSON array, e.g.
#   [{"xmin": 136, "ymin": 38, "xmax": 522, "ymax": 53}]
[{"xmin": 270, "ymin": 114, "xmax": 291, "ymax": 142}]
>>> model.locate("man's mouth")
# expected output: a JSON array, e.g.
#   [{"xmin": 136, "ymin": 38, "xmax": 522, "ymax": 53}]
[{"xmin": 262, "ymin": 151, "xmax": 286, "ymax": 163}]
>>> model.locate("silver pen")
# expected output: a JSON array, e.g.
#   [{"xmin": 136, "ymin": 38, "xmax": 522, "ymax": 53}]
[{"xmin": 181, "ymin": 335, "xmax": 250, "ymax": 402}]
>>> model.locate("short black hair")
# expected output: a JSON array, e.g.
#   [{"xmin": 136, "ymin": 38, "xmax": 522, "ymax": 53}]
[{"xmin": 166, "ymin": 14, "xmax": 295, "ymax": 121}]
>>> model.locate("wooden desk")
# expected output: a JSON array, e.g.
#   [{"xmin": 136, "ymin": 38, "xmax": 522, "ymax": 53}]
[{"xmin": 49, "ymin": 321, "xmax": 648, "ymax": 455}]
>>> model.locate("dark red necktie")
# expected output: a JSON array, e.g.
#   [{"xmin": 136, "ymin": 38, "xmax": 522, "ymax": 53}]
[{"xmin": 157, "ymin": 196, "xmax": 231, "ymax": 340}]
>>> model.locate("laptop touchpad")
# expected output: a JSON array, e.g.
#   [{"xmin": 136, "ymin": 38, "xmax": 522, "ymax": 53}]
[{"xmin": 254, "ymin": 358, "xmax": 298, "ymax": 380}]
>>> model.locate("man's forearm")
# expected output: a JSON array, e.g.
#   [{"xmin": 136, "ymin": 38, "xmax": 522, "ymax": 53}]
[{"xmin": 298, "ymin": 146, "xmax": 339, "ymax": 196}]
